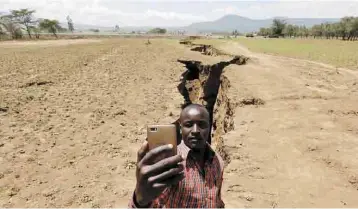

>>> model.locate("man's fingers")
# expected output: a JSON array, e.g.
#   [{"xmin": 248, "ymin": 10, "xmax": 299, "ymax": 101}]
[
  {"xmin": 152, "ymin": 172, "xmax": 185, "ymax": 189},
  {"xmin": 146, "ymin": 155, "xmax": 183, "ymax": 176},
  {"xmin": 148, "ymin": 164, "xmax": 184, "ymax": 184},
  {"xmin": 140, "ymin": 144, "xmax": 175, "ymax": 165},
  {"xmin": 137, "ymin": 140, "xmax": 149, "ymax": 163}
]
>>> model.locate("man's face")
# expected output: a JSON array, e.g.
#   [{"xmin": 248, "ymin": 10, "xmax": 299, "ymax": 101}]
[{"xmin": 180, "ymin": 106, "xmax": 210, "ymax": 151}]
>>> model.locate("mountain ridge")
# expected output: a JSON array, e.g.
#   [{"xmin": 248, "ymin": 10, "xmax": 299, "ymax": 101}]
[
  {"xmin": 182, "ymin": 15, "xmax": 340, "ymax": 33},
  {"xmin": 65, "ymin": 15, "xmax": 341, "ymax": 33}
]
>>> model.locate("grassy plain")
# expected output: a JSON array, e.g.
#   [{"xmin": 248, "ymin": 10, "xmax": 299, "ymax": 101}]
[
  {"xmin": 234, "ymin": 37, "xmax": 358, "ymax": 69},
  {"xmin": 191, "ymin": 37, "xmax": 358, "ymax": 69}
]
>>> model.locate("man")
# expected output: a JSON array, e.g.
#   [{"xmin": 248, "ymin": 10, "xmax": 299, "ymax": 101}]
[{"xmin": 129, "ymin": 104, "xmax": 225, "ymax": 208}]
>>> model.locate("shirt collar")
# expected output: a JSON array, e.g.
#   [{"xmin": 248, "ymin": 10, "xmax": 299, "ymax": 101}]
[{"xmin": 178, "ymin": 141, "xmax": 216, "ymax": 163}]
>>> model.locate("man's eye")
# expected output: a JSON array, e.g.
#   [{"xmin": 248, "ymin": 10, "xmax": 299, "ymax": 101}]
[
  {"xmin": 184, "ymin": 122, "xmax": 193, "ymax": 127},
  {"xmin": 199, "ymin": 122, "xmax": 209, "ymax": 128}
]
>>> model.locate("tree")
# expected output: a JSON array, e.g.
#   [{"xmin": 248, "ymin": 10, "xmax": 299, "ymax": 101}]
[
  {"xmin": 148, "ymin": 28, "xmax": 166, "ymax": 34},
  {"xmin": 39, "ymin": 19, "xmax": 61, "ymax": 38},
  {"xmin": 115, "ymin": 25, "xmax": 120, "ymax": 32},
  {"xmin": 67, "ymin": 15, "xmax": 74, "ymax": 33},
  {"xmin": 29, "ymin": 25, "xmax": 40, "ymax": 39},
  {"xmin": 0, "ymin": 15, "xmax": 7, "ymax": 37},
  {"xmin": 90, "ymin": 28, "xmax": 100, "ymax": 33},
  {"xmin": 10, "ymin": 9, "xmax": 36, "ymax": 38},
  {"xmin": 283, "ymin": 24, "xmax": 299, "ymax": 37},
  {"xmin": 0, "ymin": 14, "xmax": 22, "ymax": 39},
  {"xmin": 311, "ymin": 24, "xmax": 323, "ymax": 38},
  {"xmin": 272, "ymin": 19, "xmax": 286, "ymax": 37},
  {"xmin": 258, "ymin": 27, "xmax": 271, "ymax": 36},
  {"xmin": 232, "ymin": 30, "xmax": 240, "ymax": 38},
  {"xmin": 301, "ymin": 26, "xmax": 310, "ymax": 38}
]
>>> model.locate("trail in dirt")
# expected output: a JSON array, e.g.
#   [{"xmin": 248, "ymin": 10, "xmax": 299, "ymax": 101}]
[{"xmin": 212, "ymin": 41, "xmax": 358, "ymax": 207}]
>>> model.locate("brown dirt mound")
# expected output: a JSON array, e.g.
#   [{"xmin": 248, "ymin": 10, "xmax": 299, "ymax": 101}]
[
  {"xmin": 239, "ymin": 97, "xmax": 266, "ymax": 106},
  {"xmin": 190, "ymin": 44, "xmax": 229, "ymax": 57}
]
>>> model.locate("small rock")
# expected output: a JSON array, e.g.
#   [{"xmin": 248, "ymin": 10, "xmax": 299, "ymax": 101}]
[
  {"xmin": 19, "ymin": 149, "xmax": 25, "ymax": 154},
  {"xmin": 308, "ymin": 145, "xmax": 318, "ymax": 152},
  {"xmin": 124, "ymin": 160, "xmax": 136, "ymax": 170},
  {"xmin": 120, "ymin": 122, "xmax": 126, "ymax": 126},
  {"xmin": 15, "ymin": 174, "xmax": 20, "ymax": 178},
  {"xmin": 0, "ymin": 173, "xmax": 4, "ymax": 179},
  {"xmin": 348, "ymin": 176, "xmax": 357, "ymax": 185},
  {"xmin": 169, "ymin": 112, "xmax": 174, "ymax": 116},
  {"xmin": 51, "ymin": 141, "xmax": 56, "ymax": 147},
  {"xmin": 27, "ymin": 157, "xmax": 35, "ymax": 162},
  {"xmin": 84, "ymin": 63, "xmax": 88, "ymax": 66},
  {"xmin": 81, "ymin": 194, "xmax": 92, "ymax": 203},
  {"xmin": 246, "ymin": 196, "xmax": 254, "ymax": 201},
  {"xmin": 42, "ymin": 190, "xmax": 54, "ymax": 197},
  {"xmin": 7, "ymin": 187, "xmax": 20, "ymax": 197},
  {"xmin": 91, "ymin": 203, "xmax": 100, "ymax": 208},
  {"xmin": 0, "ymin": 143, "xmax": 4, "ymax": 147}
]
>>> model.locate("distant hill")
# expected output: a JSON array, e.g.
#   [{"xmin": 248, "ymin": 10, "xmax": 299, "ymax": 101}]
[
  {"xmin": 59, "ymin": 15, "xmax": 340, "ymax": 34},
  {"xmin": 59, "ymin": 22, "xmax": 164, "ymax": 33},
  {"xmin": 182, "ymin": 15, "xmax": 340, "ymax": 33},
  {"xmin": 59, "ymin": 23, "xmax": 116, "ymax": 32}
]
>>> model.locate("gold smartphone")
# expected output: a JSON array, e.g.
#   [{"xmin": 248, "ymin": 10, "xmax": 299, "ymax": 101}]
[{"xmin": 147, "ymin": 124, "xmax": 177, "ymax": 160}]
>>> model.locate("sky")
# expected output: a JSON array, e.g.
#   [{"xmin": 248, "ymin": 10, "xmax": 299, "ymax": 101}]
[{"xmin": 1, "ymin": 0, "xmax": 358, "ymax": 27}]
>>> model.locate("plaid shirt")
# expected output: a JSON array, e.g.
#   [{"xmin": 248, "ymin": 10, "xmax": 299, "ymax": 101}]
[{"xmin": 129, "ymin": 141, "xmax": 225, "ymax": 208}]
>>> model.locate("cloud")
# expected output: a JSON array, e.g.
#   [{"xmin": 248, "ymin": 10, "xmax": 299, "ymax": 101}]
[
  {"xmin": 212, "ymin": 1, "xmax": 358, "ymax": 19},
  {"xmin": 1, "ymin": 0, "xmax": 358, "ymax": 27},
  {"xmin": 1, "ymin": 0, "xmax": 207, "ymax": 26},
  {"xmin": 213, "ymin": 6, "xmax": 239, "ymax": 15}
]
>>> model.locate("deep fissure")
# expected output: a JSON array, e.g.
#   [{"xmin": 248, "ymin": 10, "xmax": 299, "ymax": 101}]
[{"xmin": 174, "ymin": 56, "xmax": 249, "ymax": 165}]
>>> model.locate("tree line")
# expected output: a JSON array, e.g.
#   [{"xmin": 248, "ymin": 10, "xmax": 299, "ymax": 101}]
[
  {"xmin": 0, "ymin": 8, "xmax": 75, "ymax": 39},
  {"xmin": 256, "ymin": 17, "xmax": 358, "ymax": 41}
]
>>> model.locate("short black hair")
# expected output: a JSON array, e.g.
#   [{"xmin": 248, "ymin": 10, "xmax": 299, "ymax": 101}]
[{"xmin": 180, "ymin": 103, "xmax": 210, "ymax": 120}]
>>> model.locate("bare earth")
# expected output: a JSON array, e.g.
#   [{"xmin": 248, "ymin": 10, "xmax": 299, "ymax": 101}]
[{"xmin": 0, "ymin": 38, "xmax": 357, "ymax": 207}]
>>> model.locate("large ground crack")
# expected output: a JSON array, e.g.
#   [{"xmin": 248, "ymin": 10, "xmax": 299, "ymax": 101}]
[
  {"xmin": 190, "ymin": 44, "xmax": 229, "ymax": 57},
  {"xmin": 175, "ymin": 56, "xmax": 248, "ymax": 165}
]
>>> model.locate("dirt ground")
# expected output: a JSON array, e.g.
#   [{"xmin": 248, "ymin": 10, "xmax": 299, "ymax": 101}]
[
  {"xmin": 0, "ymin": 39, "xmax": 102, "ymax": 48},
  {"xmin": 0, "ymin": 38, "xmax": 357, "ymax": 207}
]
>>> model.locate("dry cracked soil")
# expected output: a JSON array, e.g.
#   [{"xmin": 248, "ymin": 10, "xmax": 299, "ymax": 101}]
[{"xmin": 0, "ymin": 38, "xmax": 358, "ymax": 207}]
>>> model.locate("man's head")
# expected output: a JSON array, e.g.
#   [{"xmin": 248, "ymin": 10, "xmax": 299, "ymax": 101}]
[{"xmin": 179, "ymin": 104, "xmax": 210, "ymax": 151}]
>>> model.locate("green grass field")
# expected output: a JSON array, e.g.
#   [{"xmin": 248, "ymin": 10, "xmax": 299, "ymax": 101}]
[{"xmin": 234, "ymin": 37, "xmax": 358, "ymax": 70}]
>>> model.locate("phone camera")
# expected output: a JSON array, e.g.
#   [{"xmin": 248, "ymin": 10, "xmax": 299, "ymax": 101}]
[{"xmin": 150, "ymin": 127, "xmax": 158, "ymax": 132}]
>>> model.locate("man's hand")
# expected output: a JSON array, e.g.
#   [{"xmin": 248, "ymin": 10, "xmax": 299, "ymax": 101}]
[{"xmin": 134, "ymin": 141, "xmax": 185, "ymax": 207}]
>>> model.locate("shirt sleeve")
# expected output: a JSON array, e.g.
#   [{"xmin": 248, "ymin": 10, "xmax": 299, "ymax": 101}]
[
  {"xmin": 217, "ymin": 170, "xmax": 225, "ymax": 208},
  {"xmin": 128, "ymin": 189, "xmax": 170, "ymax": 208}
]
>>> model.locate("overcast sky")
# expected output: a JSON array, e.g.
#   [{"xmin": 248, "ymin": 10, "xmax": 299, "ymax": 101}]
[{"xmin": 1, "ymin": 0, "xmax": 358, "ymax": 27}]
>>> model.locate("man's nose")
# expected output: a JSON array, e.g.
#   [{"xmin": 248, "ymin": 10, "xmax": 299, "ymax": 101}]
[{"xmin": 192, "ymin": 124, "xmax": 199, "ymax": 133}]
